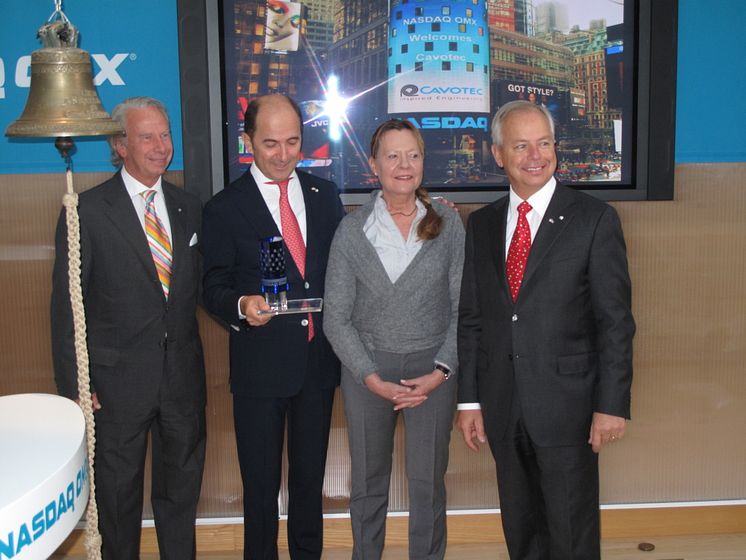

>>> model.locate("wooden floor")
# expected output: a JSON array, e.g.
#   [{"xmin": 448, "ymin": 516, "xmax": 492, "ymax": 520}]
[{"xmin": 53, "ymin": 533, "xmax": 746, "ymax": 559}]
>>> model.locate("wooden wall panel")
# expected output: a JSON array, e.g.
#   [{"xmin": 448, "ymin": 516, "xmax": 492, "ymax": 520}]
[
  {"xmin": 0, "ymin": 172, "xmax": 109, "ymax": 397},
  {"xmin": 1, "ymin": 162, "xmax": 744, "ymax": 523},
  {"xmin": 601, "ymin": 163, "xmax": 746, "ymax": 503}
]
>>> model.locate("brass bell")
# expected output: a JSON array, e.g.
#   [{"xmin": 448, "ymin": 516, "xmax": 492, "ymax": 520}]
[{"xmin": 5, "ymin": 14, "xmax": 121, "ymax": 138}]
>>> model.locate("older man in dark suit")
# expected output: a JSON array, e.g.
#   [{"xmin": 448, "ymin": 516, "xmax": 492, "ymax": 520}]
[
  {"xmin": 51, "ymin": 97, "xmax": 206, "ymax": 560},
  {"xmin": 201, "ymin": 94, "xmax": 345, "ymax": 560},
  {"xmin": 457, "ymin": 100, "xmax": 635, "ymax": 559}
]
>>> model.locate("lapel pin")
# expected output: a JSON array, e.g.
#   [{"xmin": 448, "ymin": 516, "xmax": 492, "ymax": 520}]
[
  {"xmin": 311, "ymin": 186, "xmax": 319, "ymax": 193},
  {"xmin": 178, "ymin": 207, "xmax": 183, "ymax": 213},
  {"xmin": 548, "ymin": 218, "xmax": 555, "ymax": 224}
]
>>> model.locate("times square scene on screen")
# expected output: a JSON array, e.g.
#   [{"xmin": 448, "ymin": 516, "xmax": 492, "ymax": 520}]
[{"xmin": 222, "ymin": 0, "xmax": 633, "ymax": 191}]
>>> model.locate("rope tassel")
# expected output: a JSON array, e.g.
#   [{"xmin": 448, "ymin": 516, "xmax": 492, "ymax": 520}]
[{"xmin": 63, "ymin": 167, "xmax": 103, "ymax": 559}]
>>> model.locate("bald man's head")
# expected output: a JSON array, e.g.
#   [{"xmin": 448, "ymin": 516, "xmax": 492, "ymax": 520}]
[{"xmin": 241, "ymin": 94, "xmax": 304, "ymax": 181}]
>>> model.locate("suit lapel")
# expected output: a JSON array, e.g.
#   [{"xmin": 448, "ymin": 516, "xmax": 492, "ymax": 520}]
[
  {"xmin": 298, "ymin": 173, "xmax": 321, "ymax": 280},
  {"xmin": 102, "ymin": 176, "xmax": 162, "ymax": 294},
  {"xmin": 236, "ymin": 173, "xmax": 281, "ymax": 237},
  {"xmin": 163, "ymin": 184, "xmax": 187, "ymax": 299},
  {"xmin": 521, "ymin": 185, "xmax": 576, "ymax": 291},
  {"xmin": 488, "ymin": 197, "xmax": 511, "ymax": 300}
]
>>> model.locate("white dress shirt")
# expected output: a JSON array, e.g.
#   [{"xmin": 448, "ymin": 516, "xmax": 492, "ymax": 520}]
[
  {"xmin": 504, "ymin": 177, "xmax": 556, "ymax": 260},
  {"xmin": 121, "ymin": 165, "xmax": 172, "ymax": 242},
  {"xmin": 251, "ymin": 164, "xmax": 307, "ymax": 244},
  {"xmin": 458, "ymin": 177, "xmax": 557, "ymax": 411},
  {"xmin": 363, "ymin": 191, "xmax": 426, "ymax": 284}
]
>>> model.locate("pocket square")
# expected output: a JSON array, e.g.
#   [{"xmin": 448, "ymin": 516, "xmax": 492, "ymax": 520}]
[{"xmin": 189, "ymin": 233, "xmax": 198, "ymax": 247}]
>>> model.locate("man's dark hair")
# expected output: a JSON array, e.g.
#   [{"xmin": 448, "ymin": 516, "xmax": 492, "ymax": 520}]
[{"xmin": 243, "ymin": 94, "xmax": 304, "ymax": 139}]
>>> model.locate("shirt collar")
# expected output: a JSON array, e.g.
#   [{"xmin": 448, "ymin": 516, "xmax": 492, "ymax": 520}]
[
  {"xmin": 121, "ymin": 165, "xmax": 163, "ymax": 199},
  {"xmin": 509, "ymin": 177, "xmax": 556, "ymax": 219},
  {"xmin": 250, "ymin": 163, "xmax": 298, "ymax": 187},
  {"xmin": 368, "ymin": 191, "xmax": 426, "ymax": 245},
  {"xmin": 373, "ymin": 190, "xmax": 426, "ymax": 216}
]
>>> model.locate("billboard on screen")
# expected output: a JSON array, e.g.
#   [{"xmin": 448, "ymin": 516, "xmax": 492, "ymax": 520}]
[
  {"xmin": 264, "ymin": 0, "xmax": 301, "ymax": 52},
  {"xmin": 496, "ymin": 80, "xmax": 562, "ymax": 122},
  {"xmin": 387, "ymin": 0, "xmax": 490, "ymax": 114}
]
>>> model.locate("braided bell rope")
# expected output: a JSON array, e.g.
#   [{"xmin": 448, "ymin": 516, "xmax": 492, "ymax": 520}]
[{"xmin": 62, "ymin": 168, "xmax": 102, "ymax": 559}]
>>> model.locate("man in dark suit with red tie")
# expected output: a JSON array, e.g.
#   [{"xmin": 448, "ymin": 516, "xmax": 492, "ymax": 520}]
[
  {"xmin": 457, "ymin": 100, "xmax": 635, "ymax": 559},
  {"xmin": 201, "ymin": 94, "xmax": 345, "ymax": 559},
  {"xmin": 51, "ymin": 97, "xmax": 206, "ymax": 559}
]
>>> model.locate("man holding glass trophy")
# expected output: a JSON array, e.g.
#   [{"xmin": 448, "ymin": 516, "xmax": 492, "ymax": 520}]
[{"xmin": 202, "ymin": 94, "xmax": 345, "ymax": 559}]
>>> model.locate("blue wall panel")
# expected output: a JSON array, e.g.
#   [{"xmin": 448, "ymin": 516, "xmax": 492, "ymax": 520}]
[
  {"xmin": 0, "ymin": 1, "xmax": 182, "ymax": 173},
  {"xmin": 676, "ymin": 0, "xmax": 746, "ymax": 162}
]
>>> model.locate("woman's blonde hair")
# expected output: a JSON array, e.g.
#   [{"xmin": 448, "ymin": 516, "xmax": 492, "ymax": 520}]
[{"xmin": 369, "ymin": 119, "xmax": 443, "ymax": 240}]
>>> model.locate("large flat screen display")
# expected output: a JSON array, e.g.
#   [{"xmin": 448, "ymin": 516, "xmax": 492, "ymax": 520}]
[{"xmin": 212, "ymin": 0, "xmax": 676, "ymax": 202}]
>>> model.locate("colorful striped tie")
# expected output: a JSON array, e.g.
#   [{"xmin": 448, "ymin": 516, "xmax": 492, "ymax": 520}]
[{"xmin": 141, "ymin": 190, "xmax": 173, "ymax": 299}]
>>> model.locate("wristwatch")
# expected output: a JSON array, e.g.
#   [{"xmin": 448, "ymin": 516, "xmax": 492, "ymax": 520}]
[{"xmin": 434, "ymin": 363, "xmax": 451, "ymax": 380}]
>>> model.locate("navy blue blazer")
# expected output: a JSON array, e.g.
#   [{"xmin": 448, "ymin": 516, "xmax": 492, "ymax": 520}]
[{"xmin": 201, "ymin": 168, "xmax": 344, "ymax": 397}]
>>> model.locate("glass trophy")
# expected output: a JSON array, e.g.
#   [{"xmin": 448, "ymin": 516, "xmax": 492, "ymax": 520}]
[{"xmin": 258, "ymin": 236, "xmax": 323, "ymax": 315}]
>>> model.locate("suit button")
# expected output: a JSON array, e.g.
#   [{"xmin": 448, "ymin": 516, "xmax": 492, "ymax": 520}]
[
  {"xmin": 304, "ymin": 282, "xmax": 310, "ymax": 289},
  {"xmin": 508, "ymin": 354, "xmax": 513, "ymax": 361},
  {"xmin": 512, "ymin": 314, "xmax": 518, "ymax": 322},
  {"xmin": 301, "ymin": 319, "xmax": 309, "ymax": 326}
]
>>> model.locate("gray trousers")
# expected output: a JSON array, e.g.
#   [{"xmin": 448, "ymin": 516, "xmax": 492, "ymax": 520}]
[{"xmin": 341, "ymin": 346, "xmax": 457, "ymax": 560}]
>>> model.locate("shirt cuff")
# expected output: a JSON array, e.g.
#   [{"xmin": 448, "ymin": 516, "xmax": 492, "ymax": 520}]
[
  {"xmin": 434, "ymin": 360, "xmax": 451, "ymax": 372},
  {"xmin": 457, "ymin": 402, "xmax": 481, "ymax": 410},
  {"xmin": 237, "ymin": 296, "xmax": 246, "ymax": 320}
]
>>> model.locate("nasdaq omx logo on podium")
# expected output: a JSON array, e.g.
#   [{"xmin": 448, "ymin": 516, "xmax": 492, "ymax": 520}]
[
  {"xmin": 0, "ymin": 394, "xmax": 89, "ymax": 560},
  {"xmin": 0, "ymin": 455, "xmax": 88, "ymax": 559}
]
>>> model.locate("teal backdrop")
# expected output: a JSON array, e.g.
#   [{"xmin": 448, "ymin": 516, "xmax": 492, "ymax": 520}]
[
  {"xmin": 0, "ymin": 1, "xmax": 182, "ymax": 173},
  {"xmin": 676, "ymin": 0, "xmax": 746, "ymax": 162}
]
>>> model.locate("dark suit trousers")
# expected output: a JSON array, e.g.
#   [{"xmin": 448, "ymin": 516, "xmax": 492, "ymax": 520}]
[
  {"xmin": 94, "ymin": 369, "xmax": 206, "ymax": 560},
  {"xmin": 233, "ymin": 339, "xmax": 335, "ymax": 560},
  {"xmin": 490, "ymin": 396, "xmax": 600, "ymax": 560}
]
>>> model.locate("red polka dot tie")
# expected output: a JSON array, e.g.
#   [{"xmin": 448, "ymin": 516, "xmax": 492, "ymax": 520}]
[
  {"xmin": 506, "ymin": 201, "xmax": 532, "ymax": 303},
  {"xmin": 271, "ymin": 179, "xmax": 314, "ymax": 341}
]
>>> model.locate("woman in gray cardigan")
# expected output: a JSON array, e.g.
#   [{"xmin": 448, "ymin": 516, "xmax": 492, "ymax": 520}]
[{"xmin": 324, "ymin": 119, "xmax": 464, "ymax": 559}]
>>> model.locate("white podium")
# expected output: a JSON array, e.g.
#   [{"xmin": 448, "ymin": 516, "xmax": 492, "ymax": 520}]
[{"xmin": 0, "ymin": 394, "xmax": 89, "ymax": 559}]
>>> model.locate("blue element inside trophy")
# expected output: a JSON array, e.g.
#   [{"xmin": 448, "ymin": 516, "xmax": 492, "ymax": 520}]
[
  {"xmin": 258, "ymin": 236, "xmax": 323, "ymax": 315},
  {"xmin": 260, "ymin": 236, "xmax": 289, "ymax": 310}
]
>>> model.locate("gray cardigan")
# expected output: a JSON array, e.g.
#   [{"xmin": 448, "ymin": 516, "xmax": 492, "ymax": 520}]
[{"xmin": 323, "ymin": 193, "xmax": 465, "ymax": 383}]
